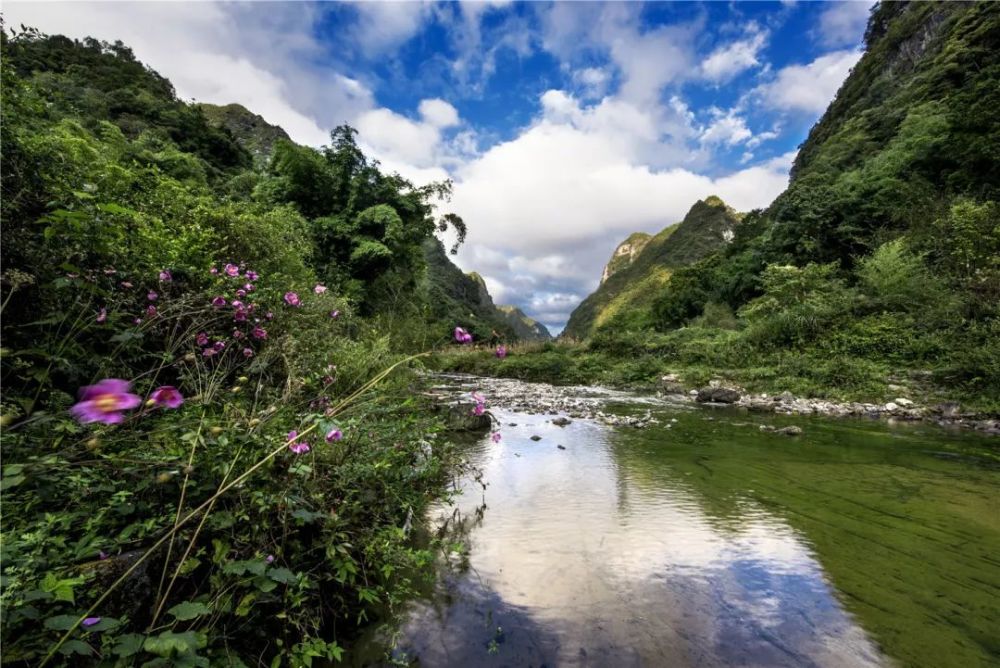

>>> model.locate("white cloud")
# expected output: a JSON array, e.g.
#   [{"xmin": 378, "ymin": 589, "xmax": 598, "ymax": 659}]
[
  {"xmin": 816, "ymin": 2, "xmax": 873, "ymax": 48},
  {"xmin": 352, "ymin": 1, "xmax": 434, "ymax": 57},
  {"xmin": 419, "ymin": 98, "xmax": 461, "ymax": 128},
  {"xmin": 701, "ymin": 26, "xmax": 768, "ymax": 83},
  {"xmin": 700, "ymin": 108, "xmax": 753, "ymax": 147},
  {"xmin": 756, "ymin": 49, "xmax": 862, "ymax": 113},
  {"xmin": 574, "ymin": 67, "xmax": 611, "ymax": 99}
]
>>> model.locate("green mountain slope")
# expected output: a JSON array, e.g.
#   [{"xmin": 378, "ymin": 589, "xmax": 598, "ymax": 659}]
[
  {"xmin": 497, "ymin": 304, "xmax": 552, "ymax": 340},
  {"xmin": 563, "ymin": 196, "xmax": 740, "ymax": 339},
  {"xmin": 198, "ymin": 102, "xmax": 291, "ymax": 164}
]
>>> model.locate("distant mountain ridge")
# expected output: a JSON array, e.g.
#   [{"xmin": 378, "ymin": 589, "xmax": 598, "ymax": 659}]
[
  {"xmin": 562, "ymin": 196, "xmax": 740, "ymax": 339},
  {"xmin": 496, "ymin": 305, "xmax": 552, "ymax": 340}
]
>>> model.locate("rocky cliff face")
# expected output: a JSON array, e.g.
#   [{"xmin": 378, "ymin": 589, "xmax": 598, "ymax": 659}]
[
  {"xmin": 562, "ymin": 196, "xmax": 740, "ymax": 339},
  {"xmin": 198, "ymin": 103, "xmax": 291, "ymax": 164},
  {"xmin": 601, "ymin": 233, "xmax": 652, "ymax": 284}
]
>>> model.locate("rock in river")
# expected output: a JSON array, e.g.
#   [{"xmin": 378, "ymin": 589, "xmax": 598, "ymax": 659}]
[{"xmin": 696, "ymin": 387, "xmax": 741, "ymax": 404}]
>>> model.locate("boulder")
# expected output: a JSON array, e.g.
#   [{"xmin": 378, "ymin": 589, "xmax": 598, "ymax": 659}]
[
  {"xmin": 441, "ymin": 403, "xmax": 492, "ymax": 431},
  {"xmin": 552, "ymin": 417, "xmax": 572, "ymax": 427},
  {"xmin": 530, "ymin": 435, "xmax": 542, "ymax": 441},
  {"xmin": 696, "ymin": 387, "xmax": 741, "ymax": 404}
]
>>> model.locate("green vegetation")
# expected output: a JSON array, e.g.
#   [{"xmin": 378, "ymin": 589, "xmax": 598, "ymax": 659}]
[
  {"xmin": 0, "ymin": 27, "xmax": 490, "ymax": 666},
  {"xmin": 562, "ymin": 196, "xmax": 740, "ymax": 339},
  {"xmin": 495, "ymin": 305, "xmax": 551, "ymax": 341},
  {"xmin": 506, "ymin": 3, "xmax": 1000, "ymax": 412},
  {"xmin": 198, "ymin": 103, "xmax": 291, "ymax": 165}
]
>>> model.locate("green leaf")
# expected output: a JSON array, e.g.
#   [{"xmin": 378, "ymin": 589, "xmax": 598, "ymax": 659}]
[
  {"xmin": 143, "ymin": 630, "xmax": 207, "ymax": 656},
  {"xmin": 267, "ymin": 567, "xmax": 297, "ymax": 585},
  {"xmin": 0, "ymin": 475, "xmax": 26, "ymax": 491},
  {"xmin": 58, "ymin": 639, "xmax": 93, "ymax": 657},
  {"xmin": 113, "ymin": 633, "xmax": 146, "ymax": 657},
  {"xmin": 44, "ymin": 614, "xmax": 80, "ymax": 631},
  {"xmin": 167, "ymin": 601, "xmax": 211, "ymax": 621}
]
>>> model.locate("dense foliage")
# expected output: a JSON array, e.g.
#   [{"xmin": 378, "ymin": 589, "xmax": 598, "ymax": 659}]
[{"xmin": 0, "ymin": 28, "xmax": 486, "ymax": 666}]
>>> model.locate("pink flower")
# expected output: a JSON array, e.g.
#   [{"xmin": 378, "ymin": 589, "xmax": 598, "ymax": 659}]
[
  {"xmin": 236, "ymin": 289, "xmax": 246, "ymax": 298},
  {"xmin": 252, "ymin": 326, "xmax": 267, "ymax": 340},
  {"xmin": 454, "ymin": 327, "xmax": 472, "ymax": 344},
  {"xmin": 210, "ymin": 266, "xmax": 219, "ymax": 275},
  {"xmin": 196, "ymin": 332, "xmax": 209, "ymax": 346},
  {"xmin": 98, "ymin": 551, "xmax": 109, "ymax": 560},
  {"xmin": 266, "ymin": 554, "xmax": 274, "ymax": 564},
  {"xmin": 325, "ymin": 428, "xmax": 343, "ymax": 443},
  {"xmin": 146, "ymin": 305, "xmax": 157, "ymax": 318},
  {"xmin": 472, "ymin": 403, "xmax": 485, "ymax": 416},
  {"xmin": 329, "ymin": 310, "xmax": 340, "ymax": 319},
  {"xmin": 147, "ymin": 290, "xmax": 158, "ymax": 301},
  {"xmin": 284, "ymin": 292, "xmax": 301, "ymax": 307},
  {"xmin": 70, "ymin": 379, "xmax": 142, "ymax": 425},
  {"xmin": 244, "ymin": 283, "xmax": 255, "ymax": 292},
  {"xmin": 491, "ymin": 432, "xmax": 502, "ymax": 443},
  {"xmin": 265, "ymin": 311, "xmax": 274, "ymax": 320},
  {"xmin": 150, "ymin": 386, "xmax": 184, "ymax": 409},
  {"xmin": 314, "ymin": 284, "xmax": 327, "ymax": 294},
  {"xmin": 159, "ymin": 269, "xmax": 172, "ymax": 282},
  {"xmin": 323, "ymin": 375, "xmax": 334, "ymax": 385},
  {"xmin": 224, "ymin": 263, "xmax": 240, "ymax": 277},
  {"xmin": 245, "ymin": 270, "xmax": 258, "ymax": 282},
  {"xmin": 121, "ymin": 281, "xmax": 133, "ymax": 289},
  {"xmin": 134, "ymin": 318, "xmax": 143, "ymax": 325},
  {"xmin": 211, "ymin": 296, "xmax": 226, "ymax": 308},
  {"xmin": 234, "ymin": 309, "xmax": 248, "ymax": 323},
  {"xmin": 495, "ymin": 345, "xmax": 507, "ymax": 359},
  {"xmin": 287, "ymin": 430, "xmax": 310, "ymax": 454},
  {"xmin": 231, "ymin": 300, "xmax": 244, "ymax": 309},
  {"xmin": 96, "ymin": 308, "xmax": 107, "ymax": 323},
  {"xmin": 82, "ymin": 617, "xmax": 101, "ymax": 628},
  {"xmin": 213, "ymin": 341, "xmax": 225, "ymax": 352},
  {"xmin": 202, "ymin": 348, "xmax": 217, "ymax": 358},
  {"xmin": 243, "ymin": 347, "xmax": 254, "ymax": 358},
  {"xmin": 233, "ymin": 329, "xmax": 244, "ymax": 339}
]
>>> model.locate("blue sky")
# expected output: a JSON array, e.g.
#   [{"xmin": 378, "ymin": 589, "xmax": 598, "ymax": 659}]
[{"xmin": 7, "ymin": 1, "xmax": 873, "ymax": 332}]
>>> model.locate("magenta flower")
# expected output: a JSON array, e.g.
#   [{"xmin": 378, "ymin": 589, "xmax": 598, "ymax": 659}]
[
  {"xmin": 495, "ymin": 345, "xmax": 507, "ymax": 359},
  {"xmin": 314, "ymin": 284, "xmax": 327, "ymax": 294},
  {"xmin": 284, "ymin": 292, "xmax": 301, "ymax": 307},
  {"xmin": 491, "ymin": 432, "xmax": 502, "ymax": 443},
  {"xmin": 245, "ymin": 270, "xmax": 259, "ymax": 282},
  {"xmin": 329, "ymin": 310, "xmax": 340, "ymax": 319},
  {"xmin": 213, "ymin": 341, "xmax": 225, "ymax": 352},
  {"xmin": 231, "ymin": 300, "xmax": 244, "ymax": 309},
  {"xmin": 159, "ymin": 269, "xmax": 173, "ymax": 282},
  {"xmin": 252, "ymin": 326, "xmax": 267, "ymax": 340},
  {"xmin": 146, "ymin": 305, "xmax": 157, "ymax": 318},
  {"xmin": 134, "ymin": 318, "xmax": 143, "ymax": 325},
  {"xmin": 243, "ymin": 347, "xmax": 254, "ymax": 358},
  {"xmin": 244, "ymin": 283, "xmax": 255, "ymax": 292},
  {"xmin": 196, "ymin": 332, "xmax": 209, "ymax": 346},
  {"xmin": 202, "ymin": 348, "xmax": 217, "ymax": 358},
  {"xmin": 70, "ymin": 379, "xmax": 142, "ymax": 425},
  {"xmin": 323, "ymin": 375, "xmax": 334, "ymax": 385},
  {"xmin": 97, "ymin": 307, "xmax": 107, "ymax": 324},
  {"xmin": 211, "ymin": 296, "xmax": 226, "ymax": 308},
  {"xmin": 210, "ymin": 266, "xmax": 219, "ymax": 275},
  {"xmin": 471, "ymin": 391, "xmax": 486, "ymax": 416},
  {"xmin": 325, "ymin": 428, "xmax": 343, "ymax": 443},
  {"xmin": 150, "ymin": 386, "xmax": 184, "ymax": 409},
  {"xmin": 82, "ymin": 617, "xmax": 102, "ymax": 628},
  {"xmin": 472, "ymin": 403, "xmax": 486, "ymax": 416},
  {"xmin": 236, "ymin": 289, "xmax": 246, "ymax": 298},
  {"xmin": 454, "ymin": 327, "xmax": 472, "ymax": 343},
  {"xmin": 224, "ymin": 263, "xmax": 240, "ymax": 277},
  {"xmin": 266, "ymin": 554, "xmax": 275, "ymax": 564},
  {"xmin": 287, "ymin": 431, "xmax": 310, "ymax": 454},
  {"xmin": 147, "ymin": 290, "xmax": 158, "ymax": 301},
  {"xmin": 234, "ymin": 309, "xmax": 248, "ymax": 323},
  {"xmin": 98, "ymin": 550, "xmax": 109, "ymax": 560},
  {"xmin": 233, "ymin": 329, "xmax": 244, "ymax": 339}
]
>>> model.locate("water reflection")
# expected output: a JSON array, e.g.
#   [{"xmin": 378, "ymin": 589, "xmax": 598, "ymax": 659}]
[{"xmin": 355, "ymin": 402, "xmax": 890, "ymax": 667}]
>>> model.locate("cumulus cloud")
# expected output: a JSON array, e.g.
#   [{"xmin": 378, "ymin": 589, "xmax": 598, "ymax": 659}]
[
  {"xmin": 701, "ymin": 25, "xmax": 769, "ymax": 83},
  {"xmin": 700, "ymin": 108, "xmax": 753, "ymax": 147},
  {"xmin": 816, "ymin": 1, "xmax": 873, "ymax": 48},
  {"xmin": 756, "ymin": 49, "xmax": 862, "ymax": 113},
  {"xmin": 351, "ymin": 1, "xmax": 434, "ymax": 57},
  {"xmin": 419, "ymin": 98, "xmax": 461, "ymax": 128}
]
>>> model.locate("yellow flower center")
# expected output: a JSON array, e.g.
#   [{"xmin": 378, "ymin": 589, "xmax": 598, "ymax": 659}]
[{"xmin": 94, "ymin": 393, "xmax": 119, "ymax": 413}]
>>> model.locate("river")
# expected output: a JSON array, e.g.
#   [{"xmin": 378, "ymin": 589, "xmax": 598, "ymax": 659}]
[{"xmin": 353, "ymin": 375, "xmax": 1000, "ymax": 667}]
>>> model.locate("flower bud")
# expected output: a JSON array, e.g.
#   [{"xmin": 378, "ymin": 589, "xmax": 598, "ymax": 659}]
[
  {"xmin": 86, "ymin": 437, "xmax": 101, "ymax": 450},
  {"xmin": 237, "ymin": 376, "xmax": 249, "ymax": 384},
  {"xmin": 210, "ymin": 426, "xmax": 224, "ymax": 435}
]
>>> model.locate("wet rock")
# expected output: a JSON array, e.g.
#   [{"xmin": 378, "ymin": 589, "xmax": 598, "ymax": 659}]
[
  {"xmin": 556, "ymin": 444, "xmax": 566, "ymax": 450},
  {"xmin": 775, "ymin": 426, "xmax": 803, "ymax": 436},
  {"xmin": 440, "ymin": 404, "xmax": 492, "ymax": 431},
  {"xmin": 884, "ymin": 402, "xmax": 899, "ymax": 412},
  {"xmin": 530, "ymin": 435, "xmax": 542, "ymax": 441},
  {"xmin": 696, "ymin": 387, "xmax": 741, "ymax": 404},
  {"xmin": 933, "ymin": 402, "xmax": 961, "ymax": 417},
  {"xmin": 552, "ymin": 417, "xmax": 572, "ymax": 427}
]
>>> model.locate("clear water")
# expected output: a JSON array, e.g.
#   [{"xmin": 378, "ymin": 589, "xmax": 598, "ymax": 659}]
[{"xmin": 353, "ymin": 379, "xmax": 1000, "ymax": 667}]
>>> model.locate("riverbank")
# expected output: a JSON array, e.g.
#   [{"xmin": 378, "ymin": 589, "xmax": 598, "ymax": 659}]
[{"xmin": 431, "ymin": 346, "xmax": 1000, "ymax": 435}]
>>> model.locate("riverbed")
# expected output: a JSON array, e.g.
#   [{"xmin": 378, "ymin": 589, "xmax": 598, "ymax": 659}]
[{"xmin": 353, "ymin": 375, "xmax": 1000, "ymax": 667}]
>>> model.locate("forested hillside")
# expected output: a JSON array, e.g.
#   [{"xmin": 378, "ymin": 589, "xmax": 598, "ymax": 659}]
[
  {"xmin": 0, "ymin": 27, "xmax": 500, "ymax": 666},
  {"xmin": 563, "ymin": 196, "xmax": 740, "ymax": 339},
  {"xmin": 444, "ymin": 2, "xmax": 1000, "ymax": 411}
]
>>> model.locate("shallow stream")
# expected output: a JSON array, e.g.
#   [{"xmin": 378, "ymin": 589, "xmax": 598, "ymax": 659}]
[{"xmin": 354, "ymin": 376, "xmax": 1000, "ymax": 667}]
